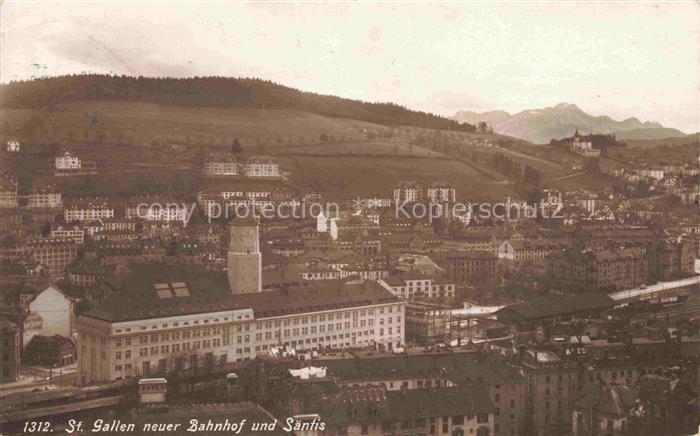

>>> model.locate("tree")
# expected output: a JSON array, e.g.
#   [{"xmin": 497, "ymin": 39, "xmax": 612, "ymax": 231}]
[
  {"xmin": 583, "ymin": 158, "xmax": 601, "ymax": 174},
  {"xmin": 231, "ymin": 138, "xmax": 242, "ymax": 155},
  {"xmin": 523, "ymin": 165, "xmax": 541, "ymax": 185}
]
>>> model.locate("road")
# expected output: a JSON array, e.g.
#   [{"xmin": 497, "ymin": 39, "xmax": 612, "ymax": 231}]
[
  {"xmin": 548, "ymin": 171, "xmax": 585, "ymax": 182},
  {"xmin": 0, "ymin": 367, "xmax": 77, "ymax": 395}
]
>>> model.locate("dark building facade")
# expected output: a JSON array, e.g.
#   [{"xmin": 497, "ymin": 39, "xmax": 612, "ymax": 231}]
[
  {"xmin": 0, "ymin": 319, "xmax": 21, "ymax": 383},
  {"xmin": 24, "ymin": 335, "xmax": 77, "ymax": 367},
  {"xmin": 443, "ymin": 250, "xmax": 498, "ymax": 284}
]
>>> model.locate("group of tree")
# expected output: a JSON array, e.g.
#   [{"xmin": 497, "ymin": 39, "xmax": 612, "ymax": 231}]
[
  {"xmin": 2, "ymin": 74, "xmax": 477, "ymax": 132},
  {"xmin": 489, "ymin": 151, "xmax": 542, "ymax": 186}
]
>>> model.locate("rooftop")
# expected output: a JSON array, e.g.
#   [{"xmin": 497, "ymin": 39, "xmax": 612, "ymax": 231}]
[
  {"xmin": 496, "ymin": 293, "xmax": 615, "ymax": 322},
  {"xmin": 82, "ymin": 264, "xmax": 399, "ymax": 323}
]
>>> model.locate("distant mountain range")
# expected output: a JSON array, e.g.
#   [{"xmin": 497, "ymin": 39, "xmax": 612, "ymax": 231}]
[{"xmin": 452, "ymin": 103, "xmax": 686, "ymax": 144}]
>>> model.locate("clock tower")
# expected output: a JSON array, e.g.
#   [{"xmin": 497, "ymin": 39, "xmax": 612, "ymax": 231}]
[{"xmin": 227, "ymin": 217, "xmax": 262, "ymax": 294}]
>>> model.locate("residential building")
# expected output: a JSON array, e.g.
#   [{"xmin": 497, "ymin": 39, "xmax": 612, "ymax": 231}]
[
  {"xmin": 50, "ymin": 224, "xmax": 85, "ymax": 244},
  {"xmin": 426, "ymin": 182, "xmax": 456, "ymax": 203},
  {"xmin": 520, "ymin": 349, "xmax": 584, "ymax": 436},
  {"xmin": 203, "ymin": 155, "xmax": 280, "ymax": 178},
  {"xmin": 243, "ymin": 156, "xmax": 280, "ymax": 178},
  {"xmin": 64, "ymin": 200, "xmax": 116, "ymax": 222},
  {"xmin": 67, "ymin": 260, "xmax": 113, "ymax": 287},
  {"xmin": 378, "ymin": 274, "xmax": 456, "ymax": 299},
  {"xmin": 6, "ymin": 139, "xmax": 20, "ymax": 152},
  {"xmin": 639, "ymin": 167, "xmax": 665, "ymax": 181},
  {"xmin": 0, "ymin": 175, "xmax": 18, "ymax": 208},
  {"xmin": 442, "ymin": 250, "xmax": 498, "ymax": 284},
  {"xmin": 309, "ymin": 384, "xmax": 496, "ymax": 436},
  {"xmin": 549, "ymin": 247, "xmax": 649, "ymax": 293},
  {"xmin": 26, "ymin": 186, "xmax": 62, "ymax": 209},
  {"xmin": 330, "ymin": 215, "xmax": 380, "ymax": 241},
  {"xmin": 562, "ymin": 130, "xmax": 602, "ymax": 157},
  {"xmin": 443, "ymin": 228, "xmax": 510, "ymax": 254},
  {"xmin": 25, "ymin": 237, "xmax": 78, "ymax": 276},
  {"xmin": 125, "ymin": 198, "xmax": 190, "ymax": 222},
  {"xmin": 24, "ymin": 335, "xmax": 77, "ymax": 367},
  {"xmin": 24, "ymin": 285, "xmax": 74, "ymax": 346},
  {"xmin": 497, "ymin": 237, "xmax": 570, "ymax": 263},
  {"xmin": 393, "ymin": 181, "xmax": 423, "ymax": 204},
  {"xmin": 55, "ymin": 151, "xmax": 82, "ymax": 169},
  {"xmin": 0, "ymin": 320, "xmax": 21, "ymax": 383}
]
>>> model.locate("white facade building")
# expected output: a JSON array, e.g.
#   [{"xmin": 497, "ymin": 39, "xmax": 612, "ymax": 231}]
[
  {"xmin": 0, "ymin": 178, "xmax": 18, "ymax": 208},
  {"xmin": 24, "ymin": 285, "xmax": 74, "ymax": 347},
  {"xmin": 77, "ymin": 221, "xmax": 404, "ymax": 384},
  {"xmin": 27, "ymin": 189, "xmax": 62, "ymax": 209},
  {"xmin": 426, "ymin": 183, "xmax": 456, "ymax": 203},
  {"xmin": 126, "ymin": 202, "xmax": 189, "ymax": 222},
  {"xmin": 65, "ymin": 203, "xmax": 115, "ymax": 222},
  {"xmin": 7, "ymin": 140, "xmax": 20, "ymax": 152},
  {"xmin": 393, "ymin": 182, "xmax": 423, "ymax": 204},
  {"xmin": 55, "ymin": 151, "xmax": 82, "ymax": 170},
  {"xmin": 51, "ymin": 224, "xmax": 86, "ymax": 245},
  {"xmin": 203, "ymin": 156, "xmax": 280, "ymax": 178},
  {"xmin": 378, "ymin": 276, "xmax": 456, "ymax": 299}
]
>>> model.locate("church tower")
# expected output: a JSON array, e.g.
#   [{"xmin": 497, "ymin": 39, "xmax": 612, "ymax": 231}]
[{"xmin": 227, "ymin": 217, "xmax": 262, "ymax": 294}]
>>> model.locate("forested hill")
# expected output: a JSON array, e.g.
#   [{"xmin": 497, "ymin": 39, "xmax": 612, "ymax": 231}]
[{"xmin": 0, "ymin": 75, "xmax": 476, "ymax": 132}]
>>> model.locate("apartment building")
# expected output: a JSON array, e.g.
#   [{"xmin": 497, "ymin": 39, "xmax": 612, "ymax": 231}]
[
  {"xmin": 6, "ymin": 140, "xmax": 20, "ymax": 152},
  {"xmin": 64, "ymin": 200, "xmax": 116, "ymax": 222},
  {"xmin": 426, "ymin": 182, "xmax": 456, "ymax": 203},
  {"xmin": 549, "ymin": 247, "xmax": 649, "ymax": 293},
  {"xmin": 197, "ymin": 179, "xmax": 297, "ymax": 217},
  {"xmin": 310, "ymin": 384, "xmax": 496, "ymax": 436},
  {"xmin": 378, "ymin": 274, "xmax": 456, "ymax": 299},
  {"xmin": 50, "ymin": 224, "xmax": 85, "ymax": 244},
  {"xmin": 26, "ymin": 186, "xmax": 63, "ymax": 209},
  {"xmin": 0, "ymin": 176, "xmax": 18, "ymax": 208},
  {"xmin": 243, "ymin": 156, "xmax": 280, "ymax": 177},
  {"xmin": 280, "ymin": 352, "xmax": 522, "ymax": 436},
  {"xmin": 497, "ymin": 237, "xmax": 571, "ymax": 263},
  {"xmin": 203, "ymin": 155, "xmax": 280, "ymax": 178},
  {"xmin": 520, "ymin": 349, "xmax": 584, "ymax": 436},
  {"xmin": 442, "ymin": 228, "xmax": 510, "ymax": 254},
  {"xmin": 0, "ymin": 320, "xmax": 21, "ymax": 383},
  {"xmin": 442, "ymin": 250, "xmax": 498, "ymax": 284},
  {"xmin": 393, "ymin": 181, "xmax": 423, "ymax": 204},
  {"xmin": 125, "ymin": 199, "xmax": 189, "ymax": 222},
  {"xmin": 24, "ymin": 237, "xmax": 78, "ymax": 276},
  {"xmin": 55, "ymin": 151, "xmax": 82, "ymax": 169}
]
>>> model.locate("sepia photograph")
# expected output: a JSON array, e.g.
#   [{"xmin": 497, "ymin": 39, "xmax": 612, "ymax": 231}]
[{"xmin": 0, "ymin": 1, "xmax": 698, "ymax": 435}]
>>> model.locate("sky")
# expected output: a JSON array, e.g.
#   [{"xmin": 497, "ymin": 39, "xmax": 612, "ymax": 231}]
[{"xmin": 1, "ymin": 2, "xmax": 698, "ymax": 132}]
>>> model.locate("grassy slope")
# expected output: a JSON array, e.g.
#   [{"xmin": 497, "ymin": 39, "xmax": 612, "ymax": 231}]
[
  {"xmin": 2, "ymin": 101, "xmax": 518, "ymax": 201},
  {"xmin": 11, "ymin": 100, "xmax": 670, "ymax": 200},
  {"xmin": 1, "ymin": 101, "xmax": 381, "ymax": 147}
]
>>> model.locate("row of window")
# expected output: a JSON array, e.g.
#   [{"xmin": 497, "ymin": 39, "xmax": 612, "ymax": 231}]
[{"xmin": 114, "ymin": 315, "xmax": 246, "ymax": 334}]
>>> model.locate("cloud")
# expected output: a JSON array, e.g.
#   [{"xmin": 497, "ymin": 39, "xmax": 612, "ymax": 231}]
[{"xmin": 1, "ymin": 2, "xmax": 698, "ymax": 132}]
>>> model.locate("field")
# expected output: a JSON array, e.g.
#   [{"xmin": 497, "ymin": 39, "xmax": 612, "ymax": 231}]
[
  {"xmin": 1, "ymin": 101, "xmax": 381, "ymax": 149},
  {"xmin": 1, "ymin": 100, "xmax": 627, "ymax": 201},
  {"xmin": 280, "ymin": 154, "xmax": 514, "ymax": 201},
  {"xmin": 2, "ymin": 101, "xmax": 520, "ymax": 201}
]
